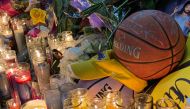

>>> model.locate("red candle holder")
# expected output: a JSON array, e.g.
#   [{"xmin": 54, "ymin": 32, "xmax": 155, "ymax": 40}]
[
  {"xmin": 14, "ymin": 62, "xmax": 31, "ymax": 83},
  {"xmin": 6, "ymin": 99, "xmax": 20, "ymax": 109}
]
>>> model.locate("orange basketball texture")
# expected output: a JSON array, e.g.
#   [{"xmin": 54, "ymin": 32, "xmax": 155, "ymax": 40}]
[{"xmin": 113, "ymin": 10, "xmax": 186, "ymax": 80}]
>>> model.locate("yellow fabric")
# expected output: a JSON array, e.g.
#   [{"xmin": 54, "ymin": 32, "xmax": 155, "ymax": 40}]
[
  {"xmin": 30, "ymin": 8, "xmax": 46, "ymax": 25},
  {"xmin": 71, "ymin": 50, "xmax": 147, "ymax": 92},
  {"xmin": 71, "ymin": 50, "xmax": 112, "ymax": 80},
  {"xmin": 151, "ymin": 66, "xmax": 190, "ymax": 108},
  {"xmin": 179, "ymin": 36, "xmax": 190, "ymax": 66},
  {"xmin": 71, "ymin": 60, "xmax": 110, "ymax": 80},
  {"xmin": 94, "ymin": 59, "xmax": 147, "ymax": 92}
]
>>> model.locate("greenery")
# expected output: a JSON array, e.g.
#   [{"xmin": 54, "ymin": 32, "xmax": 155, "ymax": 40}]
[{"xmin": 51, "ymin": 0, "xmax": 156, "ymax": 49}]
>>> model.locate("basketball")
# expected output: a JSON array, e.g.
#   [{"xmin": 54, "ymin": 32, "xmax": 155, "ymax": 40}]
[{"xmin": 113, "ymin": 10, "xmax": 186, "ymax": 80}]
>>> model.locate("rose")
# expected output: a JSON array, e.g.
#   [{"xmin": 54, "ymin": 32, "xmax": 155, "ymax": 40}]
[{"xmin": 30, "ymin": 8, "xmax": 46, "ymax": 25}]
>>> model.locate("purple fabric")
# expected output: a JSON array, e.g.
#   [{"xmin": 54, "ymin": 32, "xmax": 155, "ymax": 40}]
[
  {"xmin": 27, "ymin": 28, "xmax": 41, "ymax": 38},
  {"xmin": 70, "ymin": 0, "xmax": 104, "ymax": 28}
]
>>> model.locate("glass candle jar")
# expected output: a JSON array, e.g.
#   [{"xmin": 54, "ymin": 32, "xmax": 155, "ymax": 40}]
[
  {"xmin": 63, "ymin": 98, "xmax": 82, "ymax": 109},
  {"xmin": 0, "ymin": 62, "xmax": 11, "ymax": 100},
  {"xmin": 133, "ymin": 93, "xmax": 153, "ymax": 109},
  {"xmin": 104, "ymin": 90, "xmax": 123, "ymax": 109},
  {"xmin": 88, "ymin": 97, "xmax": 106, "ymax": 109},
  {"xmin": 21, "ymin": 100, "xmax": 47, "ymax": 109},
  {"xmin": 44, "ymin": 89, "xmax": 62, "ymax": 109},
  {"xmin": 2, "ymin": 50, "xmax": 17, "ymax": 67},
  {"xmin": 68, "ymin": 88, "xmax": 88, "ymax": 109},
  {"xmin": 6, "ymin": 99, "xmax": 20, "ymax": 109}
]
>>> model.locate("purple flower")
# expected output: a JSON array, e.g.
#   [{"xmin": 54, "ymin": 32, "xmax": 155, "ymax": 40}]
[
  {"xmin": 27, "ymin": 28, "xmax": 41, "ymax": 38},
  {"xmin": 70, "ymin": 0, "xmax": 104, "ymax": 28}
]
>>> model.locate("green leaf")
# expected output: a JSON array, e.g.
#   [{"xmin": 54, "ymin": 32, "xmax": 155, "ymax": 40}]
[
  {"xmin": 140, "ymin": 0, "xmax": 156, "ymax": 9},
  {"xmin": 81, "ymin": 3, "xmax": 104, "ymax": 17}
]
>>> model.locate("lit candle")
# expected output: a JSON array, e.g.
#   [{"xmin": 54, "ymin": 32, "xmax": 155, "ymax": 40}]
[
  {"xmin": 7, "ymin": 99, "xmax": 20, "ymax": 109},
  {"xmin": 14, "ymin": 24, "xmax": 26, "ymax": 54},
  {"xmin": 3, "ymin": 50, "xmax": 17, "ymax": 67},
  {"xmin": 65, "ymin": 34, "xmax": 74, "ymax": 42},
  {"xmin": 3, "ymin": 30, "xmax": 13, "ymax": 38},
  {"xmin": 14, "ymin": 63, "xmax": 31, "ymax": 83},
  {"xmin": 2, "ymin": 14, "xmax": 9, "ymax": 25},
  {"xmin": 64, "ymin": 34, "xmax": 75, "ymax": 48},
  {"xmin": 21, "ymin": 100, "xmax": 47, "ymax": 109},
  {"xmin": 14, "ymin": 70, "xmax": 31, "ymax": 83}
]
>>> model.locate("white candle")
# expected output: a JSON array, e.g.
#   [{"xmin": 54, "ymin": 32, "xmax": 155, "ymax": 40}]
[
  {"xmin": 1, "ymin": 13, "xmax": 9, "ymax": 25},
  {"xmin": 14, "ymin": 25, "xmax": 26, "ymax": 54},
  {"xmin": 21, "ymin": 100, "xmax": 47, "ymax": 109},
  {"xmin": 65, "ymin": 34, "xmax": 73, "ymax": 42},
  {"xmin": 3, "ymin": 30, "xmax": 13, "ymax": 38}
]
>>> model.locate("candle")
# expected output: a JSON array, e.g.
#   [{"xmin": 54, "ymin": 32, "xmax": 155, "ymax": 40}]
[
  {"xmin": 14, "ymin": 25, "xmax": 26, "ymax": 54},
  {"xmin": 14, "ymin": 70, "xmax": 31, "ymax": 83},
  {"xmin": 0, "ymin": 63, "xmax": 11, "ymax": 99},
  {"xmin": 14, "ymin": 62, "xmax": 31, "ymax": 83},
  {"xmin": 3, "ymin": 30, "xmax": 13, "ymax": 38},
  {"xmin": 2, "ymin": 29, "xmax": 15, "ymax": 49},
  {"xmin": 21, "ymin": 100, "xmax": 47, "ymax": 109},
  {"xmin": 65, "ymin": 34, "xmax": 73, "ymax": 42},
  {"xmin": 2, "ymin": 14, "xmax": 9, "ymax": 25},
  {"xmin": 3, "ymin": 50, "xmax": 17, "ymax": 67},
  {"xmin": 6, "ymin": 99, "xmax": 20, "ymax": 109}
]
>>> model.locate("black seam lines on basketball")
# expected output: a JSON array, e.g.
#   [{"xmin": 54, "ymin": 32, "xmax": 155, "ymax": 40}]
[
  {"xmin": 119, "ymin": 85, "xmax": 125, "ymax": 91},
  {"xmin": 118, "ymin": 26, "xmax": 177, "ymax": 51},
  {"xmin": 87, "ymin": 77, "xmax": 109, "ymax": 89},
  {"xmin": 118, "ymin": 27, "xmax": 171, "ymax": 50},
  {"xmin": 150, "ymin": 15, "xmax": 174, "ymax": 73},
  {"xmin": 142, "ymin": 60, "xmax": 181, "ymax": 78},
  {"xmin": 114, "ymin": 46, "xmax": 184, "ymax": 64}
]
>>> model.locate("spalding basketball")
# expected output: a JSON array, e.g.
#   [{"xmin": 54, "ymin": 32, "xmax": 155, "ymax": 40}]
[{"xmin": 113, "ymin": 10, "xmax": 185, "ymax": 80}]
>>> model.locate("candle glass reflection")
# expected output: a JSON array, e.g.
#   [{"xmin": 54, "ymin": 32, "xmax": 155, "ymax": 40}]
[
  {"xmin": 0, "ymin": 62, "xmax": 11, "ymax": 100},
  {"xmin": 14, "ymin": 62, "xmax": 31, "ymax": 83},
  {"xmin": 62, "ymin": 31, "xmax": 75, "ymax": 48},
  {"xmin": 21, "ymin": 100, "xmax": 47, "ymax": 109},
  {"xmin": 6, "ymin": 99, "xmax": 20, "ymax": 109},
  {"xmin": 133, "ymin": 93, "xmax": 153, "ymax": 109},
  {"xmin": 88, "ymin": 97, "xmax": 106, "ymax": 109},
  {"xmin": 156, "ymin": 98, "xmax": 177, "ymax": 109},
  {"xmin": 48, "ymin": 35, "xmax": 65, "ymax": 54},
  {"xmin": 2, "ymin": 50, "xmax": 17, "ymax": 67},
  {"xmin": 13, "ymin": 19, "xmax": 26, "ymax": 54},
  {"xmin": 50, "ymin": 74, "xmax": 67, "ymax": 89},
  {"xmin": 14, "ymin": 62, "xmax": 32, "ymax": 104},
  {"xmin": 104, "ymin": 90, "xmax": 123, "ymax": 109},
  {"xmin": 68, "ymin": 88, "xmax": 88, "ymax": 109},
  {"xmin": 44, "ymin": 89, "xmax": 62, "ymax": 109},
  {"xmin": 59, "ymin": 82, "xmax": 76, "ymax": 106},
  {"xmin": 63, "ymin": 98, "xmax": 82, "ymax": 109},
  {"xmin": 32, "ymin": 50, "xmax": 50, "ymax": 94}
]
